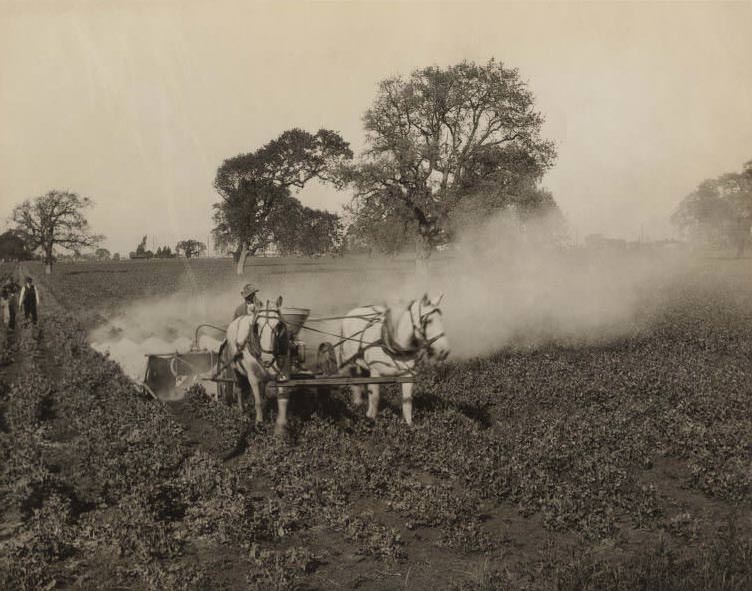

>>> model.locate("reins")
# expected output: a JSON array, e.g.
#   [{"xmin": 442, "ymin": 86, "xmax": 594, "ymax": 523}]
[{"xmin": 249, "ymin": 307, "xmax": 286, "ymax": 371}]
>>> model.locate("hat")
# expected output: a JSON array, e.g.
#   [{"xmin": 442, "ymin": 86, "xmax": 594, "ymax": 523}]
[{"xmin": 241, "ymin": 284, "xmax": 258, "ymax": 299}]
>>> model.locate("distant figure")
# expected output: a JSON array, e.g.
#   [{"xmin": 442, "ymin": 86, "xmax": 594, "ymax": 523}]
[
  {"xmin": 0, "ymin": 288, "xmax": 9, "ymax": 328},
  {"xmin": 233, "ymin": 283, "xmax": 260, "ymax": 320},
  {"xmin": 3, "ymin": 280, "xmax": 18, "ymax": 330},
  {"xmin": 735, "ymin": 217, "xmax": 751, "ymax": 258},
  {"xmin": 18, "ymin": 276, "xmax": 39, "ymax": 325}
]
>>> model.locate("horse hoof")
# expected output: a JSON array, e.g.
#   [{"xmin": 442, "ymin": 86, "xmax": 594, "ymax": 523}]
[{"xmin": 274, "ymin": 423, "xmax": 288, "ymax": 437}]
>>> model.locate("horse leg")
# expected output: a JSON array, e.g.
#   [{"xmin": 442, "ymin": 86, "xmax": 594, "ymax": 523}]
[
  {"xmin": 401, "ymin": 381, "xmax": 414, "ymax": 426},
  {"xmin": 351, "ymin": 384, "xmax": 364, "ymax": 407},
  {"xmin": 234, "ymin": 369, "xmax": 247, "ymax": 414},
  {"xmin": 366, "ymin": 383, "xmax": 380, "ymax": 420},
  {"xmin": 348, "ymin": 365, "xmax": 364, "ymax": 407},
  {"xmin": 275, "ymin": 387, "xmax": 289, "ymax": 436},
  {"xmin": 247, "ymin": 375, "xmax": 264, "ymax": 424}
]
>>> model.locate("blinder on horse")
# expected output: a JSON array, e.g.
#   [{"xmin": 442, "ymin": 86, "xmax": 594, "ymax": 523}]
[
  {"xmin": 410, "ymin": 299, "xmax": 446, "ymax": 357},
  {"xmin": 378, "ymin": 299, "xmax": 446, "ymax": 361},
  {"xmin": 245, "ymin": 305, "xmax": 292, "ymax": 377},
  {"xmin": 272, "ymin": 322, "xmax": 290, "ymax": 358}
]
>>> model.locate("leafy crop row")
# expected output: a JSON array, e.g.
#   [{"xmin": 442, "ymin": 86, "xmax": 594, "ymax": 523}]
[{"xmin": 3, "ymin": 259, "xmax": 750, "ymax": 590}]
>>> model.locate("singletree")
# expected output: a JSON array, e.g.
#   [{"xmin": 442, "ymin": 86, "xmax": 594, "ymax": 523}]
[
  {"xmin": 10, "ymin": 190, "xmax": 103, "ymax": 273},
  {"xmin": 344, "ymin": 59, "xmax": 557, "ymax": 273},
  {"xmin": 213, "ymin": 128, "xmax": 352, "ymax": 274}
]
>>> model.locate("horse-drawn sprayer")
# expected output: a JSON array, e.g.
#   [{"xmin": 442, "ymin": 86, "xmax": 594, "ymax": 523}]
[{"xmin": 138, "ymin": 296, "xmax": 447, "ymax": 433}]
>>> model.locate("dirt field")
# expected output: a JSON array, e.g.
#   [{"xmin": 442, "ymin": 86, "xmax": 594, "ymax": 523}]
[{"xmin": 1, "ymin": 254, "xmax": 752, "ymax": 590}]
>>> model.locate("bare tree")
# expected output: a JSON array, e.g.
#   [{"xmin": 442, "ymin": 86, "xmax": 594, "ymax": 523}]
[{"xmin": 11, "ymin": 190, "xmax": 103, "ymax": 274}]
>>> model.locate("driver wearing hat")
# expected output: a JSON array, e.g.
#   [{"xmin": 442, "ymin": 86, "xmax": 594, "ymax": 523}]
[{"xmin": 233, "ymin": 283, "xmax": 259, "ymax": 320}]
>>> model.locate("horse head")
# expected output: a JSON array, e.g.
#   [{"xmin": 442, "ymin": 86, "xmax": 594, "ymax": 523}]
[
  {"xmin": 409, "ymin": 293, "xmax": 450, "ymax": 361},
  {"xmin": 250, "ymin": 296, "xmax": 286, "ymax": 364}
]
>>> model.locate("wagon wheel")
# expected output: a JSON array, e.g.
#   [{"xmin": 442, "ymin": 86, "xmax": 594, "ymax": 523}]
[{"xmin": 316, "ymin": 342, "xmax": 338, "ymax": 376}]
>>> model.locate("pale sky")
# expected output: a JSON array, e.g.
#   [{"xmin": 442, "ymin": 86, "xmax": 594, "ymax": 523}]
[{"xmin": 1, "ymin": 1, "xmax": 751, "ymax": 254}]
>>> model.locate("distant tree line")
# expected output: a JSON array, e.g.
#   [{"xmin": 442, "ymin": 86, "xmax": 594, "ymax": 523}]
[
  {"xmin": 673, "ymin": 160, "xmax": 752, "ymax": 255},
  {"xmin": 127, "ymin": 236, "xmax": 206, "ymax": 259}
]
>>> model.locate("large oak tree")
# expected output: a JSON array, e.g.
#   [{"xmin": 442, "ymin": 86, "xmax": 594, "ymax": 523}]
[
  {"xmin": 11, "ymin": 190, "xmax": 103, "ymax": 274},
  {"xmin": 344, "ymin": 59, "xmax": 557, "ymax": 271},
  {"xmin": 213, "ymin": 128, "xmax": 352, "ymax": 273}
]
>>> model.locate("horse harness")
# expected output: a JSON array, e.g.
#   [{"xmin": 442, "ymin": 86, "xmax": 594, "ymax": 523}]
[
  {"xmin": 339, "ymin": 300, "xmax": 445, "ymax": 369},
  {"xmin": 221, "ymin": 300, "xmax": 444, "ymax": 377},
  {"xmin": 244, "ymin": 308, "xmax": 289, "ymax": 374},
  {"xmin": 211, "ymin": 309, "xmax": 288, "ymax": 380}
]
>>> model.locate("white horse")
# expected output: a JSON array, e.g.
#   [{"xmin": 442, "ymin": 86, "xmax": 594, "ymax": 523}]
[
  {"xmin": 223, "ymin": 296, "xmax": 291, "ymax": 435},
  {"xmin": 339, "ymin": 294, "xmax": 450, "ymax": 425}
]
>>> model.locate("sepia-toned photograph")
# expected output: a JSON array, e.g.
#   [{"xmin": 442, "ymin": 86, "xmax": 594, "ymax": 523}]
[{"xmin": 1, "ymin": 1, "xmax": 751, "ymax": 589}]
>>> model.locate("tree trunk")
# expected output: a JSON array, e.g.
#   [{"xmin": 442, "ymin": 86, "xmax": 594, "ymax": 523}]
[
  {"xmin": 236, "ymin": 245, "xmax": 249, "ymax": 275},
  {"xmin": 415, "ymin": 231, "xmax": 432, "ymax": 285},
  {"xmin": 44, "ymin": 247, "xmax": 53, "ymax": 274}
]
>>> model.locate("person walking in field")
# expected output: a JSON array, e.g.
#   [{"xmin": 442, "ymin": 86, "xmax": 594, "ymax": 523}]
[
  {"xmin": 3, "ymin": 279, "xmax": 19, "ymax": 330},
  {"xmin": 18, "ymin": 276, "xmax": 39, "ymax": 326},
  {"xmin": 0, "ymin": 287, "xmax": 9, "ymax": 328}
]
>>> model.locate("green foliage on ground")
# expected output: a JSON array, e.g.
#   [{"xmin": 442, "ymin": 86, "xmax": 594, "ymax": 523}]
[{"xmin": 1, "ymin": 258, "xmax": 751, "ymax": 589}]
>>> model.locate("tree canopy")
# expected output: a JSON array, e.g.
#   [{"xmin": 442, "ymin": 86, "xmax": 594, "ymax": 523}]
[
  {"xmin": 343, "ymin": 59, "xmax": 557, "ymax": 264},
  {"xmin": 95, "ymin": 248, "xmax": 111, "ymax": 261},
  {"xmin": 129, "ymin": 236, "xmax": 153, "ymax": 259},
  {"xmin": 10, "ymin": 190, "xmax": 103, "ymax": 273},
  {"xmin": 673, "ymin": 160, "xmax": 752, "ymax": 254},
  {"xmin": 154, "ymin": 246, "xmax": 175, "ymax": 259},
  {"xmin": 270, "ymin": 201, "xmax": 342, "ymax": 256},
  {"xmin": 176, "ymin": 240, "xmax": 206, "ymax": 259},
  {"xmin": 0, "ymin": 230, "xmax": 32, "ymax": 261},
  {"xmin": 213, "ymin": 128, "xmax": 352, "ymax": 272}
]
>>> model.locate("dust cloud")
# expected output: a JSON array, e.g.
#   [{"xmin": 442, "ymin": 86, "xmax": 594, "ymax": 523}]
[
  {"xmin": 429, "ymin": 212, "xmax": 688, "ymax": 358},
  {"xmin": 90, "ymin": 212, "xmax": 691, "ymax": 379}
]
